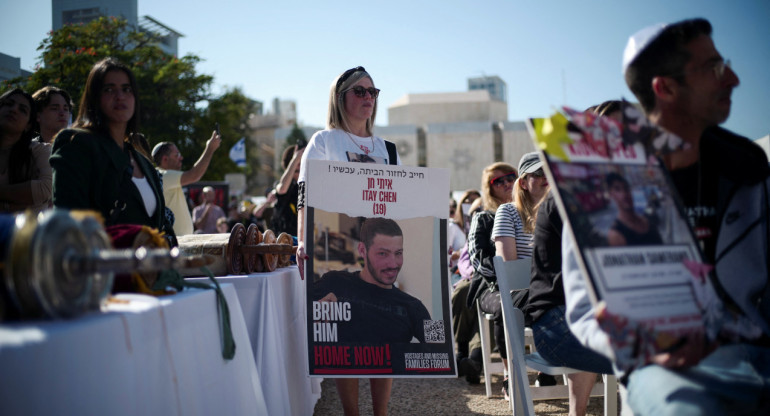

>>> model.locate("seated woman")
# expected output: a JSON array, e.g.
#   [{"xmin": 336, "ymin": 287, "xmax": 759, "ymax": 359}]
[
  {"xmin": 457, "ymin": 162, "xmax": 516, "ymax": 384},
  {"xmin": 50, "ymin": 58, "xmax": 174, "ymax": 243},
  {"xmin": 0, "ymin": 88, "xmax": 52, "ymax": 213},
  {"xmin": 488, "ymin": 152, "xmax": 550, "ymax": 398}
]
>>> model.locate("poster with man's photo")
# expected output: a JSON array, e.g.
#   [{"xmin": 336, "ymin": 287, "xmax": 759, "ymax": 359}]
[
  {"xmin": 304, "ymin": 159, "xmax": 456, "ymax": 378},
  {"xmin": 526, "ymin": 106, "xmax": 723, "ymax": 363}
]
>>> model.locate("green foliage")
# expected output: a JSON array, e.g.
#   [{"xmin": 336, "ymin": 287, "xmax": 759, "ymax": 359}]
[
  {"xmin": 11, "ymin": 17, "xmax": 214, "ymax": 149},
  {"xmin": 1, "ymin": 16, "xmax": 260, "ymax": 183},
  {"xmin": 285, "ymin": 123, "xmax": 306, "ymax": 147},
  {"xmin": 187, "ymin": 87, "xmax": 259, "ymax": 181}
]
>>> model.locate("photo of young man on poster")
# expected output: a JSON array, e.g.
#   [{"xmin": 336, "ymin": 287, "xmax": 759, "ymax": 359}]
[{"xmin": 313, "ymin": 217, "xmax": 431, "ymax": 344}]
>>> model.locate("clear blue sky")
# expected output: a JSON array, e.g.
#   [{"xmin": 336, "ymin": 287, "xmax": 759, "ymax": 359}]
[{"xmin": 3, "ymin": 0, "xmax": 769, "ymax": 140}]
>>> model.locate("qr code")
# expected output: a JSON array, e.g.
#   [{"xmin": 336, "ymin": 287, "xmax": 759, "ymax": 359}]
[{"xmin": 423, "ymin": 320, "xmax": 445, "ymax": 343}]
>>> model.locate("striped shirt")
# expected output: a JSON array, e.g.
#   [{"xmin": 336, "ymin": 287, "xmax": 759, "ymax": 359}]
[{"xmin": 492, "ymin": 203, "xmax": 533, "ymax": 259}]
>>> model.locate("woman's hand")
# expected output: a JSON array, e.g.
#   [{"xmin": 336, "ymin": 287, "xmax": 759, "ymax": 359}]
[{"xmin": 296, "ymin": 241, "xmax": 309, "ymax": 280}]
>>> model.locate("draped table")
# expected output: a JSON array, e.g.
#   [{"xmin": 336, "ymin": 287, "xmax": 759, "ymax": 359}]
[
  {"xmin": 188, "ymin": 266, "xmax": 322, "ymax": 416},
  {"xmin": 0, "ymin": 284, "xmax": 268, "ymax": 415}
]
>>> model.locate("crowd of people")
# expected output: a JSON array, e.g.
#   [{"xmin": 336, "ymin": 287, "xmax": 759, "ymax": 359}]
[
  {"xmin": 1, "ymin": 16, "xmax": 768, "ymax": 416},
  {"xmin": 0, "ymin": 56, "xmax": 302, "ymax": 241}
]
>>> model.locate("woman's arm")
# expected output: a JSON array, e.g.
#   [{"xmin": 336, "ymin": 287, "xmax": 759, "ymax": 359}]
[
  {"xmin": 0, "ymin": 142, "xmax": 52, "ymax": 207},
  {"xmin": 296, "ymin": 204, "xmax": 307, "ymax": 279},
  {"xmin": 276, "ymin": 146, "xmax": 304, "ymax": 195},
  {"xmin": 495, "ymin": 237, "xmax": 518, "ymax": 261},
  {"xmin": 492, "ymin": 204, "xmax": 519, "ymax": 261}
]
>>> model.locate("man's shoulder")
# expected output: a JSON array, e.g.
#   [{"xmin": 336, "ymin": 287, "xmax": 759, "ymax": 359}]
[
  {"xmin": 158, "ymin": 168, "xmax": 182, "ymax": 176},
  {"xmin": 392, "ymin": 286, "xmax": 421, "ymax": 301},
  {"xmin": 706, "ymin": 127, "xmax": 770, "ymax": 183},
  {"xmin": 393, "ymin": 286, "xmax": 431, "ymax": 318},
  {"xmin": 319, "ymin": 269, "xmax": 358, "ymax": 282}
]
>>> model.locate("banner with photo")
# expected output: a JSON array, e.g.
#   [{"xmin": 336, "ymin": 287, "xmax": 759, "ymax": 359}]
[
  {"xmin": 527, "ymin": 104, "xmax": 726, "ymax": 368},
  {"xmin": 304, "ymin": 159, "xmax": 455, "ymax": 378}
]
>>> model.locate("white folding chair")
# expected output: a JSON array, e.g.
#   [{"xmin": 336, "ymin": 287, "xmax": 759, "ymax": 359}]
[
  {"xmin": 476, "ymin": 275, "xmax": 537, "ymax": 398},
  {"xmin": 493, "ymin": 256, "xmax": 618, "ymax": 416},
  {"xmin": 476, "ymin": 301, "xmax": 503, "ymax": 397}
]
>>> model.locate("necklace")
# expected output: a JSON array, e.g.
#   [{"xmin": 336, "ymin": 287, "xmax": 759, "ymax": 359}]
[{"xmin": 344, "ymin": 131, "xmax": 375, "ymax": 155}]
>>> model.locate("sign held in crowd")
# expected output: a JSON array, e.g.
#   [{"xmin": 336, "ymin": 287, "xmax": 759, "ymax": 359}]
[{"xmin": 304, "ymin": 159, "xmax": 455, "ymax": 377}]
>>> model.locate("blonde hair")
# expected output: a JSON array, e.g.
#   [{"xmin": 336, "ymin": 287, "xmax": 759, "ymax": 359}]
[
  {"xmin": 514, "ymin": 172, "xmax": 548, "ymax": 233},
  {"xmin": 480, "ymin": 162, "xmax": 516, "ymax": 212},
  {"xmin": 326, "ymin": 67, "xmax": 377, "ymax": 136}
]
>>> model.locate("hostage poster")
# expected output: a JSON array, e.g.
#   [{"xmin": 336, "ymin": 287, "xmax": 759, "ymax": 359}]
[
  {"xmin": 304, "ymin": 159, "xmax": 456, "ymax": 378},
  {"xmin": 526, "ymin": 106, "xmax": 722, "ymax": 361}
]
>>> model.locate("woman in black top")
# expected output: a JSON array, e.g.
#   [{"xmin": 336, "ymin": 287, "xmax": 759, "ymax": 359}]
[{"xmin": 50, "ymin": 58, "xmax": 174, "ymax": 243}]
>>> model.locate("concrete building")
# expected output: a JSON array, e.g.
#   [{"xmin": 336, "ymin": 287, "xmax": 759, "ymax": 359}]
[
  {"xmin": 263, "ymin": 76, "xmax": 535, "ymax": 194},
  {"xmin": 468, "ymin": 75, "xmax": 507, "ymax": 103},
  {"xmin": 0, "ymin": 53, "xmax": 33, "ymax": 83},
  {"xmin": 389, "ymin": 90, "xmax": 507, "ymax": 126},
  {"xmin": 138, "ymin": 16, "xmax": 184, "ymax": 57},
  {"xmin": 52, "ymin": 0, "xmax": 182, "ymax": 56},
  {"xmin": 272, "ymin": 98, "xmax": 297, "ymax": 127},
  {"xmin": 386, "ymin": 80, "xmax": 535, "ymax": 192},
  {"xmin": 247, "ymin": 98, "xmax": 303, "ymax": 195}
]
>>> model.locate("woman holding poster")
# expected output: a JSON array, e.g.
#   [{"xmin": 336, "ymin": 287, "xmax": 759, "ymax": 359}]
[{"xmin": 296, "ymin": 66, "xmax": 400, "ymax": 416}]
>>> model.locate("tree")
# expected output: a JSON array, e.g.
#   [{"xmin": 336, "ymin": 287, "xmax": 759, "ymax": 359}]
[
  {"xmin": 285, "ymin": 123, "xmax": 307, "ymax": 148},
  {"xmin": 188, "ymin": 87, "xmax": 259, "ymax": 181},
  {"xmin": 3, "ymin": 16, "xmax": 213, "ymax": 150}
]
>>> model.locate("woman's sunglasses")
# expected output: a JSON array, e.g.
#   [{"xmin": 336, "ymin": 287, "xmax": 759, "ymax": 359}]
[
  {"xmin": 490, "ymin": 173, "xmax": 517, "ymax": 187},
  {"xmin": 347, "ymin": 86, "xmax": 380, "ymax": 99}
]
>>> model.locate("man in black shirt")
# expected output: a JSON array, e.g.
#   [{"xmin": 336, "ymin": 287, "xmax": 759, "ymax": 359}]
[
  {"xmin": 565, "ymin": 18, "xmax": 770, "ymax": 415},
  {"xmin": 313, "ymin": 218, "xmax": 431, "ymax": 343}
]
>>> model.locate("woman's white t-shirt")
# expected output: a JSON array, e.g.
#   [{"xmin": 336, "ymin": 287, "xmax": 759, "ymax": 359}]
[{"xmin": 298, "ymin": 128, "xmax": 401, "ymax": 183}]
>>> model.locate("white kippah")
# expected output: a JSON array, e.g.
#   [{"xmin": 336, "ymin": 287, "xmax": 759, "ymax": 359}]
[{"xmin": 622, "ymin": 23, "xmax": 667, "ymax": 75}]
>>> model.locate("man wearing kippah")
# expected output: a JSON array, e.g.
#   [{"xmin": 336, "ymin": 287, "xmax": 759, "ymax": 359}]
[{"xmin": 563, "ymin": 18, "xmax": 770, "ymax": 414}]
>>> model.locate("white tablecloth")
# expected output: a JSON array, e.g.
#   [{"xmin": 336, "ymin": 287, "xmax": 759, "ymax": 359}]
[
  {"xmin": 0, "ymin": 284, "xmax": 268, "ymax": 416},
  {"xmin": 188, "ymin": 266, "xmax": 322, "ymax": 416}
]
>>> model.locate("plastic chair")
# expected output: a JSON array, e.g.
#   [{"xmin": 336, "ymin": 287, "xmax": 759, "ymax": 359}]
[
  {"xmin": 476, "ymin": 301, "xmax": 503, "ymax": 397},
  {"xmin": 493, "ymin": 256, "xmax": 618, "ymax": 416},
  {"xmin": 476, "ymin": 278, "xmax": 537, "ymax": 398}
]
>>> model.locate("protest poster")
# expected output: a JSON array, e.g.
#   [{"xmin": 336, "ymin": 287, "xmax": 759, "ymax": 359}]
[
  {"xmin": 304, "ymin": 159, "xmax": 456, "ymax": 377},
  {"xmin": 527, "ymin": 105, "xmax": 724, "ymax": 364}
]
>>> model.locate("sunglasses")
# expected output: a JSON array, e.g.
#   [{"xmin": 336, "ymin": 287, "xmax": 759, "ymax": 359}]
[
  {"xmin": 336, "ymin": 66, "xmax": 366, "ymax": 93},
  {"xmin": 347, "ymin": 85, "xmax": 380, "ymax": 99},
  {"xmin": 490, "ymin": 172, "xmax": 517, "ymax": 187}
]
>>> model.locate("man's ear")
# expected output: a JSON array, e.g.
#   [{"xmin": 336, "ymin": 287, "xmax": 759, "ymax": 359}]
[
  {"xmin": 357, "ymin": 241, "xmax": 367, "ymax": 259},
  {"xmin": 651, "ymin": 76, "xmax": 678, "ymax": 103}
]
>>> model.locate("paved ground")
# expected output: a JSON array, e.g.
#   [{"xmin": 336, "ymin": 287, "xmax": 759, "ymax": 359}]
[{"xmin": 313, "ymin": 355, "xmax": 613, "ymax": 415}]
